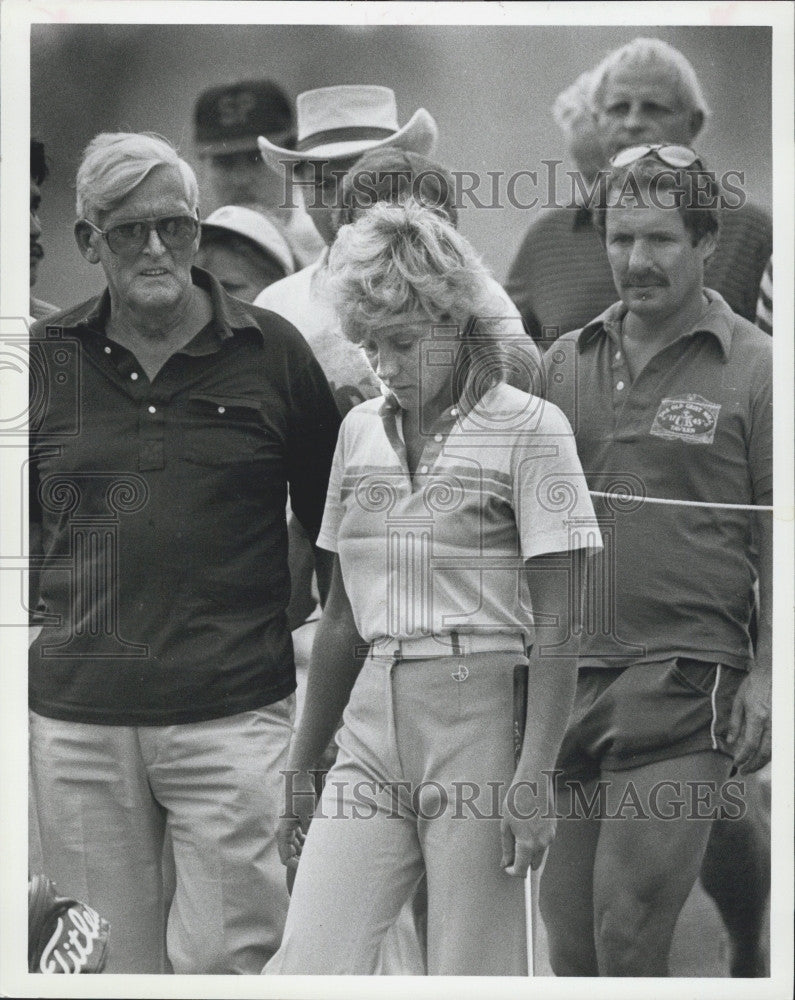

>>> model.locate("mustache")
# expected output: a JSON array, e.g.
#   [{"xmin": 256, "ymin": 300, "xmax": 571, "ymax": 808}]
[
  {"xmin": 30, "ymin": 242, "xmax": 44, "ymax": 260},
  {"xmin": 623, "ymin": 271, "xmax": 667, "ymax": 286}
]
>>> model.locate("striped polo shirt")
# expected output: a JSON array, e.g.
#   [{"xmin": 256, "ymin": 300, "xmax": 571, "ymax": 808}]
[
  {"xmin": 755, "ymin": 256, "xmax": 773, "ymax": 335},
  {"xmin": 317, "ymin": 382, "xmax": 601, "ymax": 645}
]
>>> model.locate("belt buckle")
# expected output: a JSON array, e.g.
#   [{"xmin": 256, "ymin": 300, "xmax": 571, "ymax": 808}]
[{"xmin": 451, "ymin": 663, "xmax": 469, "ymax": 682}]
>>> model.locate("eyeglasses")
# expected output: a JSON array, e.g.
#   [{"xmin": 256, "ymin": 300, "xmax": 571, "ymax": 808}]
[
  {"xmin": 609, "ymin": 144, "xmax": 702, "ymax": 169},
  {"xmin": 82, "ymin": 215, "xmax": 199, "ymax": 256}
]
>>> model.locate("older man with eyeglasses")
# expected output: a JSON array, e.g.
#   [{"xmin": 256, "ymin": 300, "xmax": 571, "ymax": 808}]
[
  {"xmin": 28, "ymin": 131, "xmax": 341, "ymax": 974},
  {"xmin": 506, "ymin": 37, "xmax": 772, "ymax": 348}
]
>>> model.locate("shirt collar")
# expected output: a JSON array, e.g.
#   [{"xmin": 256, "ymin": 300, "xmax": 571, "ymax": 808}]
[
  {"xmin": 576, "ymin": 288, "xmax": 735, "ymax": 360},
  {"xmin": 65, "ymin": 266, "xmax": 266, "ymax": 348},
  {"xmin": 377, "ymin": 381, "xmax": 497, "ymax": 433}
]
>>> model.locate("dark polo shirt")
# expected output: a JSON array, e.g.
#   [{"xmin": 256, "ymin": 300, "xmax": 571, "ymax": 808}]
[
  {"xmin": 29, "ymin": 267, "xmax": 341, "ymax": 725},
  {"xmin": 544, "ymin": 290, "xmax": 772, "ymax": 671}
]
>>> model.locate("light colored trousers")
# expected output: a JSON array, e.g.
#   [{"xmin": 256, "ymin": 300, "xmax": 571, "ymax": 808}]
[
  {"xmin": 29, "ymin": 699, "xmax": 294, "ymax": 974},
  {"xmin": 266, "ymin": 650, "xmax": 528, "ymax": 975}
]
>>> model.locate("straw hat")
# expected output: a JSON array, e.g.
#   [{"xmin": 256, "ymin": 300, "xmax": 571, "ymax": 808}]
[{"xmin": 257, "ymin": 85, "xmax": 437, "ymax": 168}]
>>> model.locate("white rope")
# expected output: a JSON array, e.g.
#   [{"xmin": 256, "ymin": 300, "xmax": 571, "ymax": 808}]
[{"xmin": 588, "ymin": 490, "xmax": 773, "ymax": 512}]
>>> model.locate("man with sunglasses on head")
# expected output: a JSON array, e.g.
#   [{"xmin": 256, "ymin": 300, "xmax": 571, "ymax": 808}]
[
  {"xmin": 506, "ymin": 37, "xmax": 772, "ymax": 349},
  {"xmin": 539, "ymin": 150, "xmax": 772, "ymax": 977},
  {"xmin": 27, "ymin": 131, "xmax": 341, "ymax": 974}
]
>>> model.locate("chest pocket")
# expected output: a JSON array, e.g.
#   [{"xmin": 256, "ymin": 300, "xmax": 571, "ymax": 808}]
[{"xmin": 181, "ymin": 394, "xmax": 268, "ymax": 467}]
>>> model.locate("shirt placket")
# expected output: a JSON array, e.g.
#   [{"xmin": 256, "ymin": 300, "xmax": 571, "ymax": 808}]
[
  {"xmin": 93, "ymin": 335, "xmax": 167, "ymax": 471},
  {"xmin": 411, "ymin": 404, "xmax": 460, "ymax": 487},
  {"xmin": 381, "ymin": 400, "xmax": 460, "ymax": 492},
  {"xmin": 605, "ymin": 328, "xmax": 632, "ymax": 432}
]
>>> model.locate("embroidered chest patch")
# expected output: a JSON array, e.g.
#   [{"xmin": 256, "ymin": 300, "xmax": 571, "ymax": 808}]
[{"xmin": 649, "ymin": 393, "xmax": 721, "ymax": 445}]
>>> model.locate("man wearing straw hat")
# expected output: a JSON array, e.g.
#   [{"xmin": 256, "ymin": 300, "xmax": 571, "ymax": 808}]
[
  {"xmin": 255, "ymin": 85, "xmax": 439, "ymax": 412},
  {"xmin": 540, "ymin": 149, "xmax": 772, "ymax": 977}
]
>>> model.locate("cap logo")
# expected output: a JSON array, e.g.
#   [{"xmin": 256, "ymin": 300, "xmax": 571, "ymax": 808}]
[{"xmin": 217, "ymin": 91, "xmax": 257, "ymax": 129}]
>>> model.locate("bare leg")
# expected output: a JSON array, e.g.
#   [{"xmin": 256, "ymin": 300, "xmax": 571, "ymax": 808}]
[
  {"xmin": 539, "ymin": 778, "xmax": 601, "ymax": 976},
  {"xmin": 699, "ymin": 781, "xmax": 770, "ymax": 976},
  {"xmin": 593, "ymin": 751, "xmax": 731, "ymax": 976}
]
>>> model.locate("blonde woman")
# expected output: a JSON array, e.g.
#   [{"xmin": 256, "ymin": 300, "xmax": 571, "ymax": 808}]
[{"xmin": 266, "ymin": 202, "xmax": 600, "ymax": 975}]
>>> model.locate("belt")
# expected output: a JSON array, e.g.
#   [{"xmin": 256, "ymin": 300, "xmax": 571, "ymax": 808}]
[{"xmin": 374, "ymin": 631, "xmax": 527, "ymax": 660}]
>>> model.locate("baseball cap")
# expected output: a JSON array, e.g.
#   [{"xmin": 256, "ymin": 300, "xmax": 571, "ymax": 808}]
[
  {"xmin": 194, "ymin": 80, "xmax": 296, "ymax": 157},
  {"xmin": 200, "ymin": 206, "xmax": 295, "ymax": 277}
]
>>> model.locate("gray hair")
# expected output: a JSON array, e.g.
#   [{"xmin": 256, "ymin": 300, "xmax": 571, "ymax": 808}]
[
  {"xmin": 75, "ymin": 132, "xmax": 199, "ymax": 221},
  {"xmin": 589, "ymin": 37, "xmax": 711, "ymax": 122},
  {"xmin": 552, "ymin": 71, "xmax": 596, "ymax": 134}
]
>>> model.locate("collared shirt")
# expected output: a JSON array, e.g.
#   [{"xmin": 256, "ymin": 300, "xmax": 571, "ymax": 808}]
[
  {"xmin": 544, "ymin": 290, "xmax": 772, "ymax": 671},
  {"xmin": 29, "ymin": 267, "xmax": 341, "ymax": 725},
  {"xmin": 505, "ymin": 201, "xmax": 773, "ymax": 348},
  {"xmin": 316, "ymin": 382, "xmax": 601, "ymax": 645}
]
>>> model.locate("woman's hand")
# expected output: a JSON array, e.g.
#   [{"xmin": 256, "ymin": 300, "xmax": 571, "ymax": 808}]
[
  {"xmin": 277, "ymin": 769, "xmax": 318, "ymax": 885},
  {"xmin": 499, "ymin": 780, "xmax": 557, "ymax": 878}
]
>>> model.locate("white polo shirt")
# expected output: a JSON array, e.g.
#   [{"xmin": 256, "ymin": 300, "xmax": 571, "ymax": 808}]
[{"xmin": 317, "ymin": 382, "xmax": 601, "ymax": 643}]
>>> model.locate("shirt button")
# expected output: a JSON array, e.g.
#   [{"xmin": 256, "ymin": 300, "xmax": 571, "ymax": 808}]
[
  {"xmin": 148, "ymin": 405, "xmax": 157, "ymax": 414},
  {"xmin": 615, "ymin": 350, "xmax": 621, "ymax": 360},
  {"xmin": 434, "ymin": 433, "xmax": 443, "ymax": 442},
  {"xmin": 420, "ymin": 465, "xmax": 429, "ymax": 474},
  {"xmin": 104, "ymin": 346, "xmax": 112, "ymax": 355},
  {"xmin": 217, "ymin": 405, "xmax": 226, "ymax": 414},
  {"xmin": 450, "ymin": 407, "xmax": 458, "ymax": 417},
  {"xmin": 130, "ymin": 372, "xmax": 139, "ymax": 380},
  {"xmin": 616, "ymin": 380, "xmax": 625, "ymax": 391}
]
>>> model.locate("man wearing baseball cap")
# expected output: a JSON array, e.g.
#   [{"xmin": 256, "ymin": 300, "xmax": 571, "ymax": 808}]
[
  {"xmin": 197, "ymin": 205, "xmax": 295, "ymax": 303},
  {"xmin": 193, "ymin": 78, "xmax": 324, "ymax": 268}
]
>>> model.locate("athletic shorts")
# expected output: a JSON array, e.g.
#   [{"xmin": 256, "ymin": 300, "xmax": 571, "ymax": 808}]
[{"xmin": 556, "ymin": 658, "xmax": 744, "ymax": 781}]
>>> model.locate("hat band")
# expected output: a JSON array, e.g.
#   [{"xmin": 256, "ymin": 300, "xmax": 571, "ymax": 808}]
[{"xmin": 296, "ymin": 125, "xmax": 396, "ymax": 153}]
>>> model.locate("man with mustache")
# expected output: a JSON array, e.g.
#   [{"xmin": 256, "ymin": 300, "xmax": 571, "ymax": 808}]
[
  {"xmin": 506, "ymin": 38, "xmax": 772, "ymax": 348},
  {"xmin": 540, "ymin": 150, "xmax": 772, "ymax": 977},
  {"xmin": 30, "ymin": 138, "xmax": 57, "ymax": 320}
]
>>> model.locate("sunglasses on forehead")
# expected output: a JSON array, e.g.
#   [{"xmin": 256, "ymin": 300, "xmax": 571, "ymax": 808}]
[
  {"xmin": 609, "ymin": 144, "xmax": 703, "ymax": 169},
  {"xmin": 81, "ymin": 215, "xmax": 199, "ymax": 256}
]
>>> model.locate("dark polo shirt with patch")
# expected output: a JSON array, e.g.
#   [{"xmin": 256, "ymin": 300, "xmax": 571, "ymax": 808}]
[
  {"xmin": 29, "ymin": 266, "xmax": 341, "ymax": 725},
  {"xmin": 544, "ymin": 289, "xmax": 772, "ymax": 671}
]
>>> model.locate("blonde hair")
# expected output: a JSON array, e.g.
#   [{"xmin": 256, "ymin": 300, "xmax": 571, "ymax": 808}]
[
  {"xmin": 75, "ymin": 132, "xmax": 199, "ymax": 221},
  {"xmin": 327, "ymin": 200, "xmax": 512, "ymax": 400}
]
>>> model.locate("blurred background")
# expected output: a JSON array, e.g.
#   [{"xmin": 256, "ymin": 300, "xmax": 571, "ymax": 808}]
[{"xmin": 31, "ymin": 23, "xmax": 771, "ymax": 308}]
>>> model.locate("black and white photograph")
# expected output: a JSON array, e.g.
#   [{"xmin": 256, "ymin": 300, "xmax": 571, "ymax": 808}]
[{"xmin": 1, "ymin": 2, "xmax": 792, "ymax": 998}]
